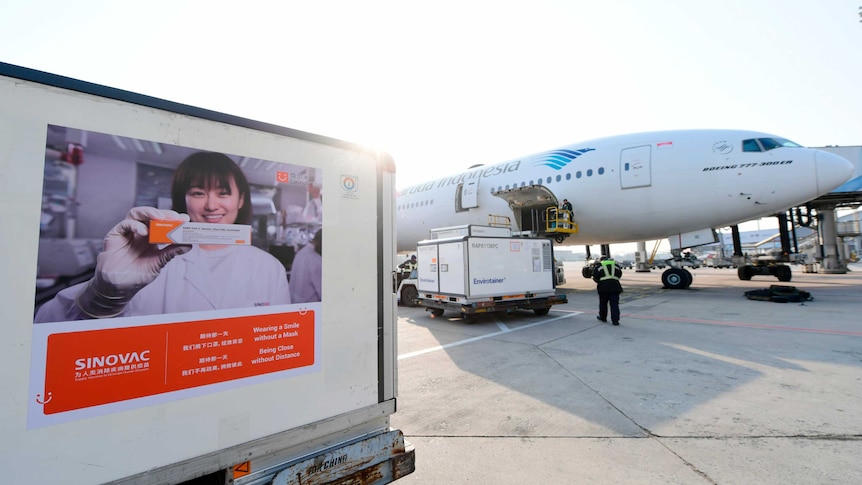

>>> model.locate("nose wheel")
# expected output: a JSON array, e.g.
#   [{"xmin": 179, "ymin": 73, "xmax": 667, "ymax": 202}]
[{"xmin": 662, "ymin": 268, "xmax": 693, "ymax": 289}]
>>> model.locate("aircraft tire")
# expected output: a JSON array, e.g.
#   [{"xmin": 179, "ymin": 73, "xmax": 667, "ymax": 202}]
[
  {"xmin": 682, "ymin": 269, "xmax": 693, "ymax": 288},
  {"xmin": 582, "ymin": 266, "xmax": 593, "ymax": 278},
  {"xmin": 662, "ymin": 268, "xmax": 689, "ymax": 289}
]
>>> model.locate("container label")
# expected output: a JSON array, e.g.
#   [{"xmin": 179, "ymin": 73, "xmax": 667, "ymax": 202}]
[{"xmin": 36, "ymin": 310, "xmax": 315, "ymax": 417}]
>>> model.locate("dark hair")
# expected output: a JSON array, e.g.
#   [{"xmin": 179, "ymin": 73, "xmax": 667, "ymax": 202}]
[
  {"xmin": 171, "ymin": 152, "xmax": 253, "ymax": 224},
  {"xmin": 312, "ymin": 228, "xmax": 322, "ymax": 255}
]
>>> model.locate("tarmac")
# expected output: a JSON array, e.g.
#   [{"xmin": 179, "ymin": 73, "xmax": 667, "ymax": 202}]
[{"xmin": 390, "ymin": 263, "xmax": 862, "ymax": 484}]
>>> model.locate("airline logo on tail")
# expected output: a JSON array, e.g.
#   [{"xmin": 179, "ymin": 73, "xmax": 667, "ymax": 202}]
[{"xmin": 530, "ymin": 148, "xmax": 595, "ymax": 170}]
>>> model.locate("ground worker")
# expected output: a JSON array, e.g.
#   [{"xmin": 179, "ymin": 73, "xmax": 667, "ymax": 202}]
[{"xmin": 592, "ymin": 257, "xmax": 623, "ymax": 325}]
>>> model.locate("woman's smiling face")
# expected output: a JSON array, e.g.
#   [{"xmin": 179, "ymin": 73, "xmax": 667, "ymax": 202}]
[{"xmin": 184, "ymin": 176, "xmax": 244, "ymax": 224}]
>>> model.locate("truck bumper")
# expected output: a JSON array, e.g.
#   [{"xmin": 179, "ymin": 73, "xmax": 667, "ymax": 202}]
[
  {"xmin": 270, "ymin": 429, "xmax": 415, "ymax": 485},
  {"xmin": 418, "ymin": 293, "xmax": 568, "ymax": 315}
]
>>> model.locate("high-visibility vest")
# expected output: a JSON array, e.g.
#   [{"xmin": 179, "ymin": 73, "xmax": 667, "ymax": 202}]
[{"xmin": 598, "ymin": 261, "xmax": 620, "ymax": 281}]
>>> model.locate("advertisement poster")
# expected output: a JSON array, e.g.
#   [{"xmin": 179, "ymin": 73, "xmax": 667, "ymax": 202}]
[{"xmin": 30, "ymin": 126, "xmax": 323, "ymax": 428}]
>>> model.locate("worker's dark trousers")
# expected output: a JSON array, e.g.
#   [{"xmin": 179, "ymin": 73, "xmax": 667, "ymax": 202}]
[{"xmin": 598, "ymin": 291, "xmax": 621, "ymax": 323}]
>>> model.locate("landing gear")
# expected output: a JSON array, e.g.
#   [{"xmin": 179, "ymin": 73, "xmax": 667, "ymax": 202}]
[{"xmin": 661, "ymin": 268, "xmax": 692, "ymax": 289}]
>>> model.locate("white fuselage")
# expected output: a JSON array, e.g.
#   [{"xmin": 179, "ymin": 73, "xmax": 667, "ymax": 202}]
[{"xmin": 396, "ymin": 129, "xmax": 853, "ymax": 252}]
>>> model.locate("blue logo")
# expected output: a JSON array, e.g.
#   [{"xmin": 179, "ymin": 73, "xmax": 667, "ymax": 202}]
[
  {"xmin": 341, "ymin": 175, "xmax": 357, "ymax": 192},
  {"xmin": 340, "ymin": 175, "xmax": 359, "ymax": 199},
  {"xmin": 530, "ymin": 148, "xmax": 595, "ymax": 170}
]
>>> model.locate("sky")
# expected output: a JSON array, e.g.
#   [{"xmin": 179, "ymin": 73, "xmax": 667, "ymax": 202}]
[{"xmin": 2, "ymin": 1, "xmax": 861, "ymax": 240}]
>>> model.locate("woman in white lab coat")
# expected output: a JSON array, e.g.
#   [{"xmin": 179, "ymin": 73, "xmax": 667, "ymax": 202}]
[
  {"xmin": 35, "ymin": 152, "xmax": 291, "ymax": 322},
  {"xmin": 289, "ymin": 229, "xmax": 322, "ymax": 303}
]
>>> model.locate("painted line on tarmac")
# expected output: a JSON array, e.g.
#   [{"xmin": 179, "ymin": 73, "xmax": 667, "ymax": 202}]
[
  {"xmin": 398, "ymin": 310, "xmax": 581, "ymax": 361},
  {"xmin": 628, "ymin": 314, "xmax": 862, "ymax": 337},
  {"xmin": 568, "ymin": 306, "xmax": 862, "ymax": 336}
]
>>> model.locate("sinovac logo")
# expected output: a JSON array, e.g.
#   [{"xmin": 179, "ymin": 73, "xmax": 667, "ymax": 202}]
[{"xmin": 75, "ymin": 350, "xmax": 151, "ymax": 370}]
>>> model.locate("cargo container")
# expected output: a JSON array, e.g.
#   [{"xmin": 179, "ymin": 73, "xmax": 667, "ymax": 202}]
[{"xmin": 0, "ymin": 62, "xmax": 413, "ymax": 485}]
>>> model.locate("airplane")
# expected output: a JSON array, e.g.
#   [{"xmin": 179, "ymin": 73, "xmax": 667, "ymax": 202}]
[{"xmin": 395, "ymin": 129, "xmax": 854, "ymax": 289}]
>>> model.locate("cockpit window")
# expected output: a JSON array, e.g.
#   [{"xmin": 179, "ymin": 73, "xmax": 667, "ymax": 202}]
[
  {"xmin": 742, "ymin": 139, "xmax": 761, "ymax": 152},
  {"xmin": 742, "ymin": 137, "xmax": 802, "ymax": 152}
]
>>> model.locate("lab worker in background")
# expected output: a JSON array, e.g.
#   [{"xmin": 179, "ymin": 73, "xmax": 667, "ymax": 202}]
[
  {"xmin": 35, "ymin": 152, "xmax": 291, "ymax": 323},
  {"xmin": 290, "ymin": 229, "xmax": 322, "ymax": 303},
  {"xmin": 302, "ymin": 184, "xmax": 322, "ymax": 223}
]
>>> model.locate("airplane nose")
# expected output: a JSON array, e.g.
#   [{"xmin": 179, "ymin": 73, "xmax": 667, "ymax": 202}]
[{"xmin": 815, "ymin": 150, "xmax": 854, "ymax": 194}]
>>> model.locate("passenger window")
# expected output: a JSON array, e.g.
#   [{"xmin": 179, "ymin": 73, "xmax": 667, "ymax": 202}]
[
  {"xmin": 598, "ymin": 167, "xmax": 604, "ymax": 175},
  {"xmin": 556, "ymin": 175, "xmax": 561, "ymax": 182},
  {"xmin": 742, "ymin": 139, "xmax": 761, "ymax": 152},
  {"xmin": 576, "ymin": 171, "xmax": 582, "ymax": 178},
  {"xmin": 587, "ymin": 169, "xmax": 593, "ymax": 177},
  {"xmin": 566, "ymin": 173, "xmax": 571, "ymax": 180},
  {"xmin": 546, "ymin": 177, "xmax": 552, "ymax": 184}
]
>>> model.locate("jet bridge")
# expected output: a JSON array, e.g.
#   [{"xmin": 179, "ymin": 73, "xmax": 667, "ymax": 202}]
[{"xmin": 491, "ymin": 185, "xmax": 578, "ymax": 242}]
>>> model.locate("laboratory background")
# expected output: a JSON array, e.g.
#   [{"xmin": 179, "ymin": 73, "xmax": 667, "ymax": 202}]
[{"xmin": 35, "ymin": 125, "xmax": 322, "ymax": 312}]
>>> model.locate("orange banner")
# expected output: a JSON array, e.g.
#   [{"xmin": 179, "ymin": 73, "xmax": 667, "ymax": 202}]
[{"xmin": 42, "ymin": 311, "xmax": 314, "ymax": 414}]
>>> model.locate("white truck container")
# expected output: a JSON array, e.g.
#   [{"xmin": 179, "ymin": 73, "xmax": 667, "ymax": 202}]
[
  {"xmin": 415, "ymin": 228, "xmax": 567, "ymax": 318},
  {"xmin": 396, "ymin": 225, "xmax": 513, "ymax": 307},
  {"xmin": 428, "ymin": 224, "xmax": 512, "ymax": 239},
  {"xmin": 0, "ymin": 63, "xmax": 413, "ymax": 484}
]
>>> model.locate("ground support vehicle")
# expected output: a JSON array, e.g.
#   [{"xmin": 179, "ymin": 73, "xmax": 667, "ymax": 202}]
[
  {"xmin": 0, "ymin": 62, "xmax": 413, "ymax": 485},
  {"xmin": 554, "ymin": 259, "xmax": 567, "ymax": 284},
  {"xmin": 703, "ymin": 256, "xmax": 734, "ymax": 268},
  {"xmin": 736, "ymin": 253, "xmax": 794, "ymax": 282},
  {"xmin": 395, "ymin": 269, "xmax": 419, "ymax": 306},
  {"xmin": 415, "ymin": 229, "xmax": 567, "ymax": 319}
]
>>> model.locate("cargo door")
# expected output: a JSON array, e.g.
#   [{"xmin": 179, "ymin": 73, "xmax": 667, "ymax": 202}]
[
  {"xmin": 438, "ymin": 241, "xmax": 466, "ymax": 295},
  {"xmin": 416, "ymin": 244, "xmax": 439, "ymax": 293},
  {"xmin": 491, "ymin": 185, "xmax": 558, "ymax": 235},
  {"xmin": 620, "ymin": 145, "xmax": 652, "ymax": 189},
  {"xmin": 456, "ymin": 179, "xmax": 479, "ymax": 211}
]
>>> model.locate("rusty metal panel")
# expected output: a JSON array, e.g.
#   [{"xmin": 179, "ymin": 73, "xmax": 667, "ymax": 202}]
[{"xmin": 272, "ymin": 430, "xmax": 414, "ymax": 485}]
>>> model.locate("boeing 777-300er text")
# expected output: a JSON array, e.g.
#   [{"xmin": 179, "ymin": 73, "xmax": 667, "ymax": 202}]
[{"xmin": 395, "ymin": 129, "xmax": 854, "ymax": 289}]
